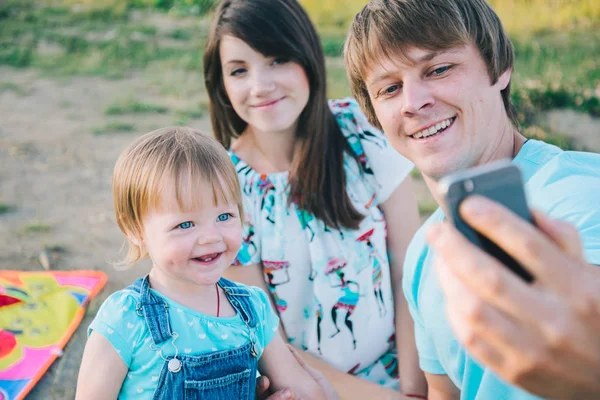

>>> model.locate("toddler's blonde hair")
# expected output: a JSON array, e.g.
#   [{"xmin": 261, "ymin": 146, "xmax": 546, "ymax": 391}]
[{"xmin": 112, "ymin": 126, "xmax": 243, "ymax": 267}]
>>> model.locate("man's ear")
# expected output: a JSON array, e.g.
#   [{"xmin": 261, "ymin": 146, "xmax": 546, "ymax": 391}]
[{"xmin": 497, "ymin": 68, "xmax": 512, "ymax": 91}]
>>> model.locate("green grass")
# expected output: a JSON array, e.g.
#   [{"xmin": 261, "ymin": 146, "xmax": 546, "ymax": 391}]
[
  {"xmin": 418, "ymin": 200, "xmax": 439, "ymax": 217},
  {"xmin": 44, "ymin": 244, "xmax": 67, "ymax": 253},
  {"xmin": 0, "ymin": 2, "xmax": 206, "ymax": 77},
  {"xmin": 321, "ymin": 36, "xmax": 345, "ymax": 57},
  {"xmin": 325, "ymin": 58, "xmax": 351, "ymax": 100},
  {"xmin": 0, "ymin": 0, "xmax": 598, "ymax": 139},
  {"xmin": 0, "ymin": 203, "xmax": 16, "ymax": 214},
  {"xmin": 489, "ymin": 0, "xmax": 600, "ymax": 36},
  {"xmin": 127, "ymin": 0, "xmax": 218, "ymax": 15},
  {"xmin": 512, "ymin": 31, "xmax": 600, "ymax": 89},
  {"xmin": 173, "ymin": 105, "xmax": 207, "ymax": 125},
  {"xmin": 410, "ymin": 169, "xmax": 422, "ymax": 179},
  {"xmin": 142, "ymin": 63, "xmax": 207, "ymax": 97},
  {"xmin": 24, "ymin": 220, "xmax": 52, "ymax": 233},
  {"xmin": 105, "ymin": 99, "xmax": 169, "ymax": 115},
  {"xmin": 0, "ymin": 81, "xmax": 30, "ymax": 96},
  {"xmin": 93, "ymin": 122, "xmax": 136, "ymax": 135},
  {"xmin": 169, "ymin": 28, "xmax": 192, "ymax": 41},
  {"xmin": 522, "ymin": 125, "xmax": 576, "ymax": 150},
  {"xmin": 300, "ymin": 0, "xmax": 600, "ymax": 36}
]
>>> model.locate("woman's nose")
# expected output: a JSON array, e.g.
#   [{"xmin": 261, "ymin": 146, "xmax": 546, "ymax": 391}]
[{"xmin": 250, "ymin": 71, "xmax": 276, "ymax": 97}]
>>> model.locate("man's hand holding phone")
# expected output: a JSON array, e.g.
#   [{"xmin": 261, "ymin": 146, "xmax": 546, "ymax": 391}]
[{"xmin": 426, "ymin": 196, "xmax": 600, "ymax": 399}]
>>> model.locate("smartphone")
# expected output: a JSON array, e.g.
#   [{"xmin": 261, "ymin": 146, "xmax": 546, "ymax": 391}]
[{"xmin": 439, "ymin": 160, "xmax": 535, "ymax": 283}]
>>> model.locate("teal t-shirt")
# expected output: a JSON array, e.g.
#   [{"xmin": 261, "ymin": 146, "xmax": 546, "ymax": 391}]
[
  {"xmin": 88, "ymin": 283, "xmax": 279, "ymax": 399},
  {"xmin": 403, "ymin": 140, "xmax": 600, "ymax": 399}
]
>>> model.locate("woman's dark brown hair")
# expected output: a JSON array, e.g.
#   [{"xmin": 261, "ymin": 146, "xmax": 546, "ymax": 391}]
[{"xmin": 204, "ymin": 0, "xmax": 363, "ymax": 230}]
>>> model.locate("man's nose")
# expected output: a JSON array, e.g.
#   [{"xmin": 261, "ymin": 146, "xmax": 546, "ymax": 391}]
[{"xmin": 401, "ymin": 80, "xmax": 435, "ymax": 117}]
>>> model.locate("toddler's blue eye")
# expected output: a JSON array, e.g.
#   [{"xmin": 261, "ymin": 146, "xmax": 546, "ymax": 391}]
[
  {"xmin": 217, "ymin": 213, "xmax": 231, "ymax": 222},
  {"xmin": 178, "ymin": 221, "xmax": 193, "ymax": 229}
]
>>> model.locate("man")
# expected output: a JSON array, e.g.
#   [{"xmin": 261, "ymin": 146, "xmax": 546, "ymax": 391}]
[{"xmin": 344, "ymin": 0, "xmax": 600, "ymax": 398}]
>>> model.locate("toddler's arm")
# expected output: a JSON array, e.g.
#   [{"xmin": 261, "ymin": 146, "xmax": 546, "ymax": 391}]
[
  {"xmin": 259, "ymin": 331, "xmax": 335, "ymax": 400},
  {"xmin": 75, "ymin": 330, "xmax": 128, "ymax": 400}
]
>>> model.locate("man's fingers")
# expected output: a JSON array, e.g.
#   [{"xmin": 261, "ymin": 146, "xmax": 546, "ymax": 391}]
[
  {"xmin": 428, "ymin": 222, "xmax": 540, "ymax": 323},
  {"xmin": 438, "ymin": 256, "xmax": 531, "ymax": 358},
  {"xmin": 532, "ymin": 210, "xmax": 584, "ymax": 260},
  {"xmin": 442, "ymin": 265, "xmax": 600, "ymax": 396},
  {"xmin": 458, "ymin": 196, "xmax": 573, "ymax": 291},
  {"xmin": 437, "ymin": 260, "xmax": 565, "ymax": 387}
]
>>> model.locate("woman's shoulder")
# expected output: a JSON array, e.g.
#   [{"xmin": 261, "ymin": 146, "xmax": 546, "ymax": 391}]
[
  {"xmin": 328, "ymin": 97, "xmax": 363, "ymax": 121},
  {"xmin": 329, "ymin": 99, "xmax": 414, "ymax": 199},
  {"xmin": 328, "ymin": 97, "xmax": 385, "ymax": 140},
  {"xmin": 227, "ymin": 150, "xmax": 257, "ymax": 189}
]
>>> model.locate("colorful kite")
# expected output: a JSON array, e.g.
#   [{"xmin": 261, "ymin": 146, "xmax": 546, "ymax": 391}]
[{"xmin": 0, "ymin": 270, "xmax": 107, "ymax": 400}]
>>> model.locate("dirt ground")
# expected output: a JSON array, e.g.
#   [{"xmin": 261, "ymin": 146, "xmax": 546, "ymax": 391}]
[
  {"xmin": 1, "ymin": 66, "xmax": 598, "ymax": 399},
  {"xmin": 0, "ymin": 66, "xmax": 212, "ymax": 399}
]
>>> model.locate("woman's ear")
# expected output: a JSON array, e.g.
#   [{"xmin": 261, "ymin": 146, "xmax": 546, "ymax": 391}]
[{"xmin": 497, "ymin": 67, "xmax": 512, "ymax": 91}]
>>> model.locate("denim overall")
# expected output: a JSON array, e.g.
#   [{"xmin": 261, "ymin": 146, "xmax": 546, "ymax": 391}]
[{"xmin": 128, "ymin": 276, "xmax": 260, "ymax": 400}]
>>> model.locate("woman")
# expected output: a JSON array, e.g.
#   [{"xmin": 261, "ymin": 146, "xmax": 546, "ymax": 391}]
[{"xmin": 203, "ymin": 1, "xmax": 427, "ymax": 398}]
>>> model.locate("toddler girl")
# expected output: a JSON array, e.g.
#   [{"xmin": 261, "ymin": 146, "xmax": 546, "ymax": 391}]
[{"xmin": 76, "ymin": 127, "xmax": 331, "ymax": 399}]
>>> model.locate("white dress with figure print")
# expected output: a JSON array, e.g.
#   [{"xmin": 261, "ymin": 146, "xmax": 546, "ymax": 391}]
[{"xmin": 230, "ymin": 98, "xmax": 414, "ymax": 389}]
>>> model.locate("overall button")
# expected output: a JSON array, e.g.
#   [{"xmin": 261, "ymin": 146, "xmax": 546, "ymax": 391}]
[{"xmin": 168, "ymin": 358, "xmax": 182, "ymax": 373}]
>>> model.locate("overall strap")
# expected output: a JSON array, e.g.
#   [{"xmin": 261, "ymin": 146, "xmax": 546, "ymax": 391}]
[
  {"xmin": 133, "ymin": 275, "xmax": 174, "ymax": 345},
  {"xmin": 218, "ymin": 277, "xmax": 258, "ymax": 328},
  {"xmin": 124, "ymin": 277, "xmax": 143, "ymax": 293}
]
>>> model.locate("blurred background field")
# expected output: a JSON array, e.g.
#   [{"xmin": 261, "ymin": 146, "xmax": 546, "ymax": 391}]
[
  {"xmin": 0, "ymin": 1, "xmax": 599, "ymax": 398},
  {"xmin": 2, "ymin": 0, "xmax": 599, "ymax": 121},
  {"xmin": 2, "ymin": 0, "xmax": 599, "ymax": 133},
  {"xmin": 1, "ymin": 0, "xmax": 599, "ymax": 221}
]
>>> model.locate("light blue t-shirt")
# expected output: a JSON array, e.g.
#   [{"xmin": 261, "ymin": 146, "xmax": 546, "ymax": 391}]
[
  {"xmin": 403, "ymin": 140, "xmax": 600, "ymax": 399},
  {"xmin": 88, "ymin": 283, "xmax": 279, "ymax": 399}
]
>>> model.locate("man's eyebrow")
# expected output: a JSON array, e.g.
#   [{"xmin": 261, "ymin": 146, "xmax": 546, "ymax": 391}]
[
  {"xmin": 367, "ymin": 70, "xmax": 396, "ymax": 87},
  {"xmin": 418, "ymin": 47, "xmax": 464, "ymax": 61},
  {"xmin": 367, "ymin": 49, "xmax": 457, "ymax": 87},
  {"xmin": 416, "ymin": 50, "xmax": 441, "ymax": 63}
]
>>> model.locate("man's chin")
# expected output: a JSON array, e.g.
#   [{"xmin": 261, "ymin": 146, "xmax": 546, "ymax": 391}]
[{"xmin": 416, "ymin": 162, "xmax": 456, "ymax": 183}]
